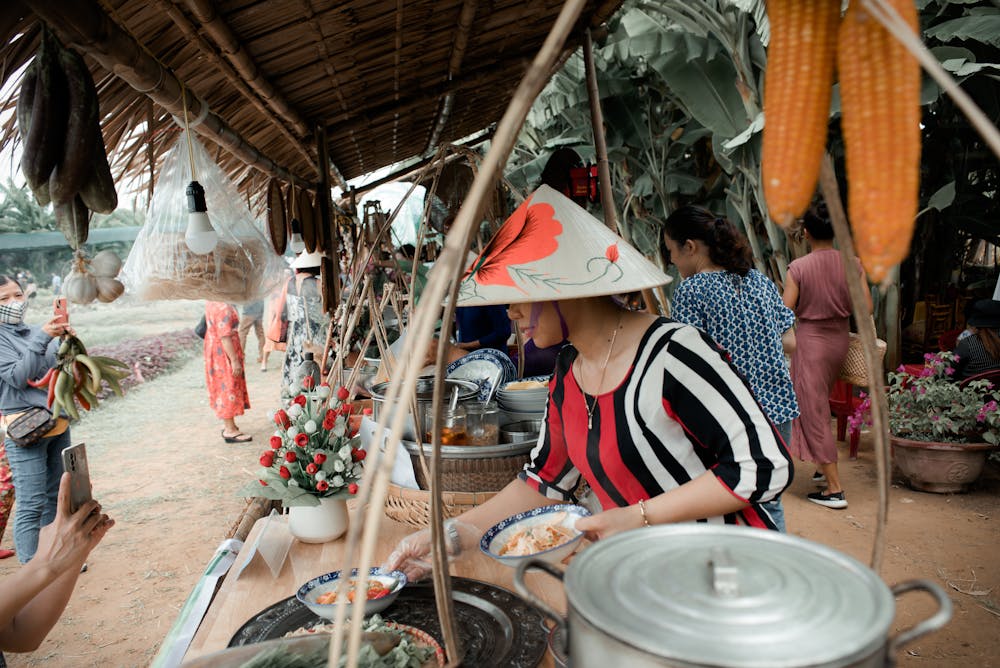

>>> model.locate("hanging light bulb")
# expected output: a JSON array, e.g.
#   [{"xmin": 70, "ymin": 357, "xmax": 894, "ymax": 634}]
[
  {"xmin": 185, "ymin": 180, "xmax": 218, "ymax": 254},
  {"xmin": 289, "ymin": 217, "xmax": 305, "ymax": 253},
  {"xmin": 179, "ymin": 87, "xmax": 217, "ymax": 254}
]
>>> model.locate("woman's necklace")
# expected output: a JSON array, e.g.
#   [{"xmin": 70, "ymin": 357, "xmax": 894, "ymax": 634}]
[{"xmin": 579, "ymin": 312, "xmax": 623, "ymax": 430}]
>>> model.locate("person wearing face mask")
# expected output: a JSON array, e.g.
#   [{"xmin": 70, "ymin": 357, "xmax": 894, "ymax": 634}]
[{"xmin": 0, "ymin": 275, "xmax": 75, "ymax": 563}]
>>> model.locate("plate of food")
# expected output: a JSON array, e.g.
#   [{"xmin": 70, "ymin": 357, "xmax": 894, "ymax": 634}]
[
  {"xmin": 296, "ymin": 568, "xmax": 406, "ymax": 619},
  {"xmin": 480, "ymin": 504, "xmax": 591, "ymax": 568}
]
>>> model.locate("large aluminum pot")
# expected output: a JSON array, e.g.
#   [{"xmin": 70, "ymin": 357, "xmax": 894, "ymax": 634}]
[
  {"xmin": 369, "ymin": 378, "xmax": 479, "ymax": 440},
  {"xmin": 514, "ymin": 525, "xmax": 951, "ymax": 668}
]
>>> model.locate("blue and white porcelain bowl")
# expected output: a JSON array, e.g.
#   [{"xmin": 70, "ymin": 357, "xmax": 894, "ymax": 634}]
[
  {"xmin": 480, "ymin": 504, "xmax": 591, "ymax": 568},
  {"xmin": 296, "ymin": 567, "xmax": 406, "ymax": 620}
]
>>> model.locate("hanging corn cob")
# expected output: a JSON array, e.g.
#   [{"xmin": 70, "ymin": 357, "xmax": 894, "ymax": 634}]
[
  {"xmin": 762, "ymin": 0, "xmax": 841, "ymax": 228},
  {"xmin": 838, "ymin": 0, "xmax": 921, "ymax": 284}
]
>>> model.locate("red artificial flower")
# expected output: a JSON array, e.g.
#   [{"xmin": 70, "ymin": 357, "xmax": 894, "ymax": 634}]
[
  {"xmin": 306, "ymin": 463, "xmax": 318, "ymax": 475},
  {"xmin": 285, "ymin": 450, "xmax": 297, "ymax": 463},
  {"xmin": 260, "ymin": 453, "xmax": 274, "ymax": 467},
  {"xmin": 605, "ymin": 243, "xmax": 619, "ymax": 263},
  {"xmin": 313, "ymin": 452, "xmax": 327, "ymax": 464},
  {"xmin": 302, "ymin": 376, "xmax": 315, "ymax": 389},
  {"xmin": 320, "ymin": 381, "xmax": 330, "ymax": 388},
  {"xmin": 340, "ymin": 404, "xmax": 352, "ymax": 415},
  {"xmin": 348, "ymin": 483, "xmax": 359, "ymax": 495},
  {"xmin": 279, "ymin": 466, "xmax": 291, "ymax": 479},
  {"xmin": 463, "ymin": 194, "xmax": 562, "ymax": 289},
  {"xmin": 269, "ymin": 435, "xmax": 282, "ymax": 450},
  {"xmin": 326, "ymin": 409, "xmax": 336, "ymax": 422},
  {"xmin": 362, "ymin": 407, "xmax": 373, "ymax": 416},
  {"xmin": 294, "ymin": 433, "xmax": 309, "ymax": 448},
  {"xmin": 322, "ymin": 418, "xmax": 335, "ymax": 431},
  {"xmin": 292, "ymin": 394, "xmax": 307, "ymax": 407},
  {"xmin": 351, "ymin": 448, "xmax": 367, "ymax": 462},
  {"xmin": 316, "ymin": 480, "xmax": 329, "ymax": 492},
  {"xmin": 337, "ymin": 386, "xmax": 350, "ymax": 401},
  {"xmin": 274, "ymin": 410, "xmax": 290, "ymax": 428}
]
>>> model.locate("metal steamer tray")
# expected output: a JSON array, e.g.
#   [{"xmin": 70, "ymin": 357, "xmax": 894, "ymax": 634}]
[{"xmin": 230, "ymin": 577, "xmax": 549, "ymax": 667}]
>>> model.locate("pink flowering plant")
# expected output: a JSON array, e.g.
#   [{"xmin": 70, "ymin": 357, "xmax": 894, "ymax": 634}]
[
  {"xmin": 239, "ymin": 378, "xmax": 367, "ymax": 506},
  {"xmin": 849, "ymin": 352, "xmax": 1000, "ymax": 445}
]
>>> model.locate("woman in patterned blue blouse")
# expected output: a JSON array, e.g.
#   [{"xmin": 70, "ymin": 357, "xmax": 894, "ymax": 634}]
[{"xmin": 662, "ymin": 207, "xmax": 798, "ymax": 531}]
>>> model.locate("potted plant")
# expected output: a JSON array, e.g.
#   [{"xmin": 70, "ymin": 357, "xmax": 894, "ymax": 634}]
[
  {"xmin": 849, "ymin": 352, "xmax": 1000, "ymax": 493},
  {"xmin": 240, "ymin": 378, "xmax": 367, "ymax": 542}
]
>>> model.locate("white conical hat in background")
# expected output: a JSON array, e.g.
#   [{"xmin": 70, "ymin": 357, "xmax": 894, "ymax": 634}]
[
  {"xmin": 456, "ymin": 185, "xmax": 671, "ymax": 306},
  {"xmin": 290, "ymin": 249, "xmax": 325, "ymax": 269}
]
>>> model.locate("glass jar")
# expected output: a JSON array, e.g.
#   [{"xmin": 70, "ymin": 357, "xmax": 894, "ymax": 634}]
[
  {"xmin": 465, "ymin": 401, "xmax": 500, "ymax": 446},
  {"xmin": 440, "ymin": 405, "xmax": 468, "ymax": 445}
]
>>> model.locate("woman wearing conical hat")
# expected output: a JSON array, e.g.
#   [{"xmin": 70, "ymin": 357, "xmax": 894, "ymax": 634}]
[{"xmin": 386, "ymin": 187, "xmax": 793, "ymax": 579}]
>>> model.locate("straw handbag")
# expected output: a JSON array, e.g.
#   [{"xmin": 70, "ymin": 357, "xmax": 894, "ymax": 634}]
[{"xmin": 839, "ymin": 318, "xmax": 887, "ymax": 387}]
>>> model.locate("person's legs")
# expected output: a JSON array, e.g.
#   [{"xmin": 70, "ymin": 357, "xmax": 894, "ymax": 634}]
[
  {"xmin": 6, "ymin": 430, "xmax": 68, "ymax": 563},
  {"xmin": 237, "ymin": 316, "xmax": 253, "ymax": 357},
  {"xmin": 252, "ymin": 317, "xmax": 265, "ymax": 363},
  {"xmin": 760, "ymin": 420, "xmax": 792, "ymax": 532}
]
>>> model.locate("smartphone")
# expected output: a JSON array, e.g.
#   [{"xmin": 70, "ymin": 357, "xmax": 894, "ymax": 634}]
[
  {"xmin": 53, "ymin": 297, "xmax": 68, "ymax": 325},
  {"xmin": 61, "ymin": 443, "xmax": 93, "ymax": 514}
]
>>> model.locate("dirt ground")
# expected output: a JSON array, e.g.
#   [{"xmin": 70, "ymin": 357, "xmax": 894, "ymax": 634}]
[{"xmin": 1, "ymin": 298, "xmax": 998, "ymax": 667}]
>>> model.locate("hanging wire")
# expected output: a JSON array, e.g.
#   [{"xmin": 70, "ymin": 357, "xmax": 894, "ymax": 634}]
[{"xmin": 181, "ymin": 84, "xmax": 198, "ymax": 181}]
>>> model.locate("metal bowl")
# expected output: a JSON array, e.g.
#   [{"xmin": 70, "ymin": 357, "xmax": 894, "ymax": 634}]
[{"xmin": 500, "ymin": 420, "xmax": 542, "ymax": 444}]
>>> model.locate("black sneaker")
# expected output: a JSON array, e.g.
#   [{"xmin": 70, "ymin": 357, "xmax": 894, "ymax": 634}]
[
  {"xmin": 807, "ymin": 491, "xmax": 847, "ymax": 509},
  {"xmin": 811, "ymin": 471, "xmax": 826, "ymax": 484}
]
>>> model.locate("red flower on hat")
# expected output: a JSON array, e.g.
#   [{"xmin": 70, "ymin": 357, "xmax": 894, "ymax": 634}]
[
  {"xmin": 464, "ymin": 195, "xmax": 562, "ymax": 289},
  {"xmin": 605, "ymin": 244, "xmax": 619, "ymax": 263}
]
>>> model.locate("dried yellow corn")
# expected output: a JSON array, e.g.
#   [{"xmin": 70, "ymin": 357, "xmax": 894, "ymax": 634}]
[
  {"xmin": 762, "ymin": 0, "xmax": 841, "ymax": 228},
  {"xmin": 838, "ymin": 0, "xmax": 921, "ymax": 284}
]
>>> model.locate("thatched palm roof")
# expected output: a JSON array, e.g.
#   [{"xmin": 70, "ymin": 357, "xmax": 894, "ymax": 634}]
[{"xmin": 0, "ymin": 0, "xmax": 621, "ymax": 201}]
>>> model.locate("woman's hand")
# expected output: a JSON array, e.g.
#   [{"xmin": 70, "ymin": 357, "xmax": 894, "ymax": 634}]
[
  {"xmin": 574, "ymin": 504, "xmax": 645, "ymax": 542},
  {"xmin": 33, "ymin": 473, "xmax": 114, "ymax": 574},
  {"xmin": 231, "ymin": 360, "xmax": 244, "ymax": 378},
  {"xmin": 382, "ymin": 521, "xmax": 480, "ymax": 583},
  {"xmin": 41, "ymin": 318, "xmax": 74, "ymax": 339}
]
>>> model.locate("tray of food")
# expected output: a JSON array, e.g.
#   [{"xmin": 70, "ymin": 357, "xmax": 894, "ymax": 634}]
[{"xmin": 229, "ymin": 577, "xmax": 549, "ymax": 667}]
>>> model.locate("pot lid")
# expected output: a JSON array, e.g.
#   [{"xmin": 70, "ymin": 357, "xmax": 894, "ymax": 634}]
[{"xmin": 565, "ymin": 525, "xmax": 894, "ymax": 667}]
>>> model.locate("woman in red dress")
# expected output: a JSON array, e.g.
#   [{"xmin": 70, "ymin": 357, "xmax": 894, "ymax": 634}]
[{"xmin": 204, "ymin": 301, "xmax": 252, "ymax": 442}]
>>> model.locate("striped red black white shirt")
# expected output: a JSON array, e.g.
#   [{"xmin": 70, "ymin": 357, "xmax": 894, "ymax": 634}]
[{"xmin": 518, "ymin": 318, "xmax": 793, "ymax": 530}]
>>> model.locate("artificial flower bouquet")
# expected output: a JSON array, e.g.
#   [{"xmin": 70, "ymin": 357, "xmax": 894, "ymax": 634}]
[
  {"xmin": 241, "ymin": 378, "xmax": 367, "ymax": 506},
  {"xmin": 849, "ymin": 351, "xmax": 1000, "ymax": 445}
]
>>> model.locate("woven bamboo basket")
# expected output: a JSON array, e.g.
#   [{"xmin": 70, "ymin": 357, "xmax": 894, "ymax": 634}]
[{"xmin": 385, "ymin": 484, "xmax": 498, "ymax": 528}]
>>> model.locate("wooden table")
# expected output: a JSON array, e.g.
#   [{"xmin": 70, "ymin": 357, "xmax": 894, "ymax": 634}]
[{"xmin": 183, "ymin": 511, "xmax": 566, "ymax": 666}]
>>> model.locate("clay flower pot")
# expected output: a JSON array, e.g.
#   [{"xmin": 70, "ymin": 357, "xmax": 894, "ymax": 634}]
[{"xmin": 890, "ymin": 435, "xmax": 997, "ymax": 493}]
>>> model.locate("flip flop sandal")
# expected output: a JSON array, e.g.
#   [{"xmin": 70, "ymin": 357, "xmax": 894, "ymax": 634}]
[{"xmin": 222, "ymin": 430, "xmax": 253, "ymax": 443}]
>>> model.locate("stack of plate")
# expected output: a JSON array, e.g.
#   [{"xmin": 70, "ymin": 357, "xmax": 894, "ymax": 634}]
[
  {"xmin": 446, "ymin": 348, "xmax": 517, "ymax": 402},
  {"xmin": 496, "ymin": 375, "xmax": 550, "ymax": 421}
]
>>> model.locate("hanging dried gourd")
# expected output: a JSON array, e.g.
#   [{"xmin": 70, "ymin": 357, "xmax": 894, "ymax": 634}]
[
  {"xmin": 267, "ymin": 177, "xmax": 287, "ymax": 255},
  {"xmin": 299, "ymin": 187, "xmax": 318, "ymax": 253}
]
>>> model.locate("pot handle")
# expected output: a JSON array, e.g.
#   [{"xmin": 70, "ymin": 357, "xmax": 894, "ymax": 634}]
[
  {"xmin": 514, "ymin": 559, "xmax": 568, "ymax": 651},
  {"xmin": 887, "ymin": 579, "xmax": 953, "ymax": 659}
]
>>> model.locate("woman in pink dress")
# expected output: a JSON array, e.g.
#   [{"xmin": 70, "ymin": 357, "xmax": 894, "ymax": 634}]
[
  {"xmin": 204, "ymin": 301, "xmax": 252, "ymax": 442},
  {"xmin": 783, "ymin": 205, "xmax": 870, "ymax": 509}
]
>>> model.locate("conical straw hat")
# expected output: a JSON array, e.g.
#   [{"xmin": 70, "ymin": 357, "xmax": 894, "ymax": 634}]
[{"xmin": 457, "ymin": 185, "xmax": 671, "ymax": 306}]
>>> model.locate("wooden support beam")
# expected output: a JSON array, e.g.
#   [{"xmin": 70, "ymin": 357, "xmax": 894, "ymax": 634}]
[
  {"xmin": 157, "ymin": 0, "xmax": 319, "ymax": 176},
  {"xmin": 181, "ymin": 0, "xmax": 309, "ymax": 137},
  {"xmin": 21, "ymin": 0, "xmax": 306, "ymax": 183},
  {"xmin": 316, "ymin": 124, "xmax": 340, "ymax": 310}
]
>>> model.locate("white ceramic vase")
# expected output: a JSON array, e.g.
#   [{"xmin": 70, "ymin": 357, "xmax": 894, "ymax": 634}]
[{"xmin": 287, "ymin": 496, "xmax": 349, "ymax": 543}]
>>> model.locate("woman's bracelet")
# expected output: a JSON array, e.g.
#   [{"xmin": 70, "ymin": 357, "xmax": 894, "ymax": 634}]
[{"xmin": 637, "ymin": 499, "xmax": 651, "ymax": 527}]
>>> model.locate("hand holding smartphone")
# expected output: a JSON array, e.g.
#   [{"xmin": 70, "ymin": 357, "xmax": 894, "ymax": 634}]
[
  {"xmin": 53, "ymin": 297, "xmax": 68, "ymax": 325},
  {"xmin": 61, "ymin": 443, "xmax": 93, "ymax": 514}
]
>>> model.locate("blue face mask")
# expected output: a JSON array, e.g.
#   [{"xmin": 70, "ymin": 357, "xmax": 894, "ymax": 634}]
[{"xmin": 0, "ymin": 300, "xmax": 26, "ymax": 325}]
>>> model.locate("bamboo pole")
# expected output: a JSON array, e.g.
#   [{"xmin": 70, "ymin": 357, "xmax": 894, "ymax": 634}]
[
  {"xmin": 21, "ymin": 0, "xmax": 303, "ymax": 183},
  {"xmin": 424, "ymin": 0, "xmax": 479, "ymax": 153},
  {"xmin": 819, "ymin": 155, "xmax": 889, "ymax": 573},
  {"xmin": 583, "ymin": 28, "xmax": 617, "ymax": 235},
  {"xmin": 329, "ymin": 1, "xmax": 590, "ymax": 665}
]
